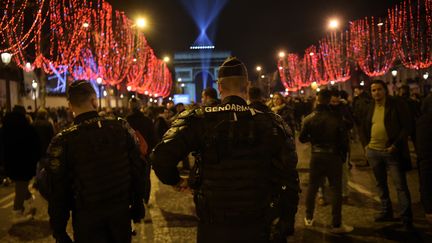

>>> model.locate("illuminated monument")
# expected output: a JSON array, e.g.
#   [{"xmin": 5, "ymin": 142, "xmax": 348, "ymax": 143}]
[{"xmin": 174, "ymin": 0, "xmax": 230, "ymax": 103}]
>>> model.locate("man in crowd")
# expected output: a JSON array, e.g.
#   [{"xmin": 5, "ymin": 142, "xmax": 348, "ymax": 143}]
[
  {"xmin": 299, "ymin": 89, "xmax": 353, "ymax": 234},
  {"xmin": 201, "ymin": 87, "xmax": 220, "ymax": 106},
  {"xmin": 151, "ymin": 57, "xmax": 299, "ymax": 242},
  {"xmin": 247, "ymin": 86, "xmax": 271, "ymax": 112},
  {"xmin": 361, "ymin": 80, "xmax": 413, "ymax": 230},
  {"xmin": 41, "ymin": 80, "xmax": 146, "ymax": 242}
]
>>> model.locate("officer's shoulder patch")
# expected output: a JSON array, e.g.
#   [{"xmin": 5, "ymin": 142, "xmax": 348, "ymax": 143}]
[
  {"xmin": 59, "ymin": 124, "xmax": 78, "ymax": 136},
  {"xmin": 178, "ymin": 108, "xmax": 205, "ymax": 119}
]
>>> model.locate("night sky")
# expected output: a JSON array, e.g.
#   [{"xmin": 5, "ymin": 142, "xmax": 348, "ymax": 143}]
[{"xmin": 109, "ymin": 0, "xmax": 401, "ymax": 75}]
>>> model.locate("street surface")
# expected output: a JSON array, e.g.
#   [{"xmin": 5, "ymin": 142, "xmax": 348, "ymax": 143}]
[{"xmin": 0, "ymin": 138, "xmax": 431, "ymax": 242}]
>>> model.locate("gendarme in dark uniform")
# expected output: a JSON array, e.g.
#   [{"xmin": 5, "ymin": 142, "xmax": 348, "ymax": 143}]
[
  {"xmin": 40, "ymin": 80, "xmax": 146, "ymax": 243},
  {"xmin": 151, "ymin": 57, "xmax": 300, "ymax": 243}
]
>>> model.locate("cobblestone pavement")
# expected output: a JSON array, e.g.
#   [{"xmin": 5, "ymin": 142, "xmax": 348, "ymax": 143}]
[{"xmin": 0, "ymin": 138, "xmax": 431, "ymax": 242}]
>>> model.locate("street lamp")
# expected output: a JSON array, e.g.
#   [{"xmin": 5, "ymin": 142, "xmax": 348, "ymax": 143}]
[
  {"xmin": 163, "ymin": 56, "xmax": 170, "ymax": 63},
  {"xmin": 32, "ymin": 80, "xmax": 38, "ymax": 111},
  {"xmin": 256, "ymin": 66, "xmax": 262, "ymax": 72},
  {"xmin": 278, "ymin": 51, "xmax": 286, "ymax": 58},
  {"xmin": 136, "ymin": 18, "xmax": 147, "ymax": 29},
  {"xmin": 1, "ymin": 52, "xmax": 12, "ymax": 111},
  {"xmin": 328, "ymin": 18, "xmax": 340, "ymax": 30},
  {"xmin": 423, "ymin": 72, "xmax": 429, "ymax": 80},
  {"xmin": 391, "ymin": 69, "xmax": 398, "ymax": 85},
  {"xmin": 96, "ymin": 77, "xmax": 103, "ymax": 111}
]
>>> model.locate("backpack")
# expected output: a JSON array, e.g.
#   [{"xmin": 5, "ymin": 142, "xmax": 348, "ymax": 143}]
[{"xmin": 134, "ymin": 130, "xmax": 148, "ymax": 159}]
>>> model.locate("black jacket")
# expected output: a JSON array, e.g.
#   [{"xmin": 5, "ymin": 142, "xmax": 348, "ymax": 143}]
[
  {"xmin": 2, "ymin": 111, "xmax": 41, "ymax": 181},
  {"xmin": 361, "ymin": 96, "xmax": 412, "ymax": 170},
  {"xmin": 151, "ymin": 96, "xmax": 299, "ymax": 241},
  {"xmin": 249, "ymin": 101, "xmax": 271, "ymax": 113},
  {"xmin": 299, "ymin": 104, "xmax": 349, "ymax": 156},
  {"xmin": 43, "ymin": 111, "xmax": 146, "ymax": 239},
  {"xmin": 33, "ymin": 119, "xmax": 55, "ymax": 156}
]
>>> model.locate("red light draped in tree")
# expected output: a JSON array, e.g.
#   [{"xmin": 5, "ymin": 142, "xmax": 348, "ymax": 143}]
[
  {"xmin": 390, "ymin": 0, "xmax": 432, "ymax": 69},
  {"xmin": 319, "ymin": 31, "xmax": 351, "ymax": 83},
  {"xmin": 94, "ymin": 3, "xmax": 134, "ymax": 86},
  {"xmin": 351, "ymin": 16, "xmax": 397, "ymax": 77},
  {"xmin": 304, "ymin": 45, "xmax": 328, "ymax": 84},
  {"xmin": 35, "ymin": 0, "xmax": 93, "ymax": 74}
]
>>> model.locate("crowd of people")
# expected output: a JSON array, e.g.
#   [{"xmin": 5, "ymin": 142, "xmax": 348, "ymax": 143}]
[{"xmin": 0, "ymin": 56, "xmax": 431, "ymax": 242}]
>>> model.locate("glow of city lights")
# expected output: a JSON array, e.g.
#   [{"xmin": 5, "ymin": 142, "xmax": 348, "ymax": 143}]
[
  {"xmin": 96, "ymin": 77, "xmax": 103, "ymax": 85},
  {"xmin": 311, "ymin": 81, "xmax": 318, "ymax": 90},
  {"xmin": 144, "ymin": 91, "xmax": 149, "ymax": 95},
  {"xmin": 82, "ymin": 22, "xmax": 89, "ymax": 28},
  {"xmin": 330, "ymin": 80, "xmax": 335, "ymax": 85},
  {"xmin": 25, "ymin": 62, "xmax": 32, "ymax": 69},
  {"xmin": 256, "ymin": 66, "xmax": 262, "ymax": 72},
  {"xmin": 154, "ymin": 100, "xmax": 158, "ymax": 103},
  {"xmin": 127, "ymin": 86, "xmax": 132, "ymax": 91},
  {"xmin": 178, "ymin": 78, "xmax": 182, "ymax": 82},
  {"xmin": 163, "ymin": 56, "xmax": 170, "ymax": 63},
  {"xmin": 270, "ymin": 94, "xmax": 274, "ymax": 98},
  {"xmin": 360, "ymin": 81, "xmax": 365, "ymax": 86},
  {"xmin": 103, "ymin": 90, "xmax": 107, "ymax": 97},
  {"xmin": 32, "ymin": 80, "xmax": 38, "ymax": 89},
  {"xmin": 278, "ymin": 51, "xmax": 286, "ymax": 58},
  {"xmin": 317, "ymin": 88, "xmax": 321, "ymax": 92},
  {"xmin": 328, "ymin": 18, "xmax": 340, "ymax": 30},
  {"xmin": 168, "ymin": 97, "xmax": 172, "ymax": 100},
  {"xmin": 181, "ymin": 83, "xmax": 185, "ymax": 87},
  {"xmin": 132, "ymin": 95, "xmax": 135, "ymax": 98},
  {"xmin": 149, "ymin": 98, "xmax": 153, "ymax": 102},
  {"xmin": 136, "ymin": 18, "xmax": 147, "ymax": 28},
  {"xmin": 133, "ymin": 58, "xmax": 137, "ymax": 62},
  {"xmin": 261, "ymin": 75, "xmax": 265, "ymax": 78},
  {"xmin": 120, "ymin": 94, "xmax": 124, "ymax": 99},
  {"xmin": 391, "ymin": 70, "xmax": 398, "ymax": 77},
  {"xmin": 1, "ymin": 52, "xmax": 12, "ymax": 65},
  {"xmin": 424, "ymin": 72, "xmax": 429, "ymax": 80},
  {"xmin": 309, "ymin": 52, "xmax": 315, "ymax": 56},
  {"xmin": 285, "ymin": 88, "xmax": 289, "ymax": 92},
  {"xmin": 300, "ymin": 90, "xmax": 305, "ymax": 94},
  {"xmin": 189, "ymin": 45, "xmax": 215, "ymax": 50},
  {"xmin": 154, "ymin": 93, "xmax": 158, "ymax": 97}
]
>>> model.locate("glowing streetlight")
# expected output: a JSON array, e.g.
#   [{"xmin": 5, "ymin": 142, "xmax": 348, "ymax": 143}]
[
  {"xmin": 127, "ymin": 86, "xmax": 132, "ymax": 92},
  {"xmin": 32, "ymin": 80, "xmax": 38, "ymax": 110},
  {"xmin": 120, "ymin": 94, "xmax": 124, "ymax": 99},
  {"xmin": 261, "ymin": 75, "xmax": 265, "ymax": 78},
  {"xmin": 1, "ymin": 52, "xmax": 12, "ymax": 111},
  {"xmin": 309, "ymin": 52, "xmax": 315, "ymax": 56},
  {"xmin": 163, "ymin": 56, "xmax": 170, "ymax": 63},
  {"xmin": 278, "ymin": 66, "xmax": 283, "ymax": 70},
  {"xmin": 177, "ymin": 78, "xmax": 182, "ymax": 82},
  {"xmin": 391, "ymin": 70, "xmax": 398, "ymax": 77},
  {"xmin": 316, "ymin": 87, "xmax": 321, "ymax": 92},
  {"xmin": 96, "ymin": 77, "xmax": 103, "ymax": 85},
  {"xmin": 132, "ymin": 95, "xmax": 135, "ymax": 99},
  {"xmin": 330, "ymin": 80, "xmax": 335, "ymax": 85},
  {"xmin": 169, "ymin": 97, "xmax": 172, "ymax": 101},
  {"xmin": 25, "ymin": 62, "xmax": 32, "ymax": 70},
  {"xmin": 377, "ymin": 22, "xmax": 384, "ymax": 27},
  {"xmin": 181, "ymin": 83, "xmax": 185, "ymax": 87},
  {"xmin": 424, "ymin": 72, "xmax": 429, "ymax": 80},
  {"xmin": 278, "ymin": 51, "xmax": 286, "ymax": 58},
  {"xmin": 360, "ymin": 81, "xmax": 365, "ymax": 86},
  {"xmin": 133, "ymin": 58, "xmax": 137, "ymax": 62},
  {"xmin": 136, "ymin": 18, "xmax": 147, "ymax": 29},
  {"xmin": 82, "ymin": 22, "xmax": 89, "ymax": 28},
  {"xmin": 328, "ymin": 18, "xmax": 340, "ymax": 30},
  {"xmin": 256, "ymin": 66, "xmax": 262, "ymax": 72},
  {"xmin": 103, "ymin": 90, "xmax": 107, "ymax": 97}
]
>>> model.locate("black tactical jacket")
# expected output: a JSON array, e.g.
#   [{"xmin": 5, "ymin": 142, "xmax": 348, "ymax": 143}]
[
  {"xmin": 151, "ymin": 96, "xmax": 299, "ymax": 238},
  {"xmin": 299, "ymin": 104, "xmax": 349, "ymax": 155},
  {"xmin": 44, "ymin": 111, "xmax": 146, "ymax": 239}
]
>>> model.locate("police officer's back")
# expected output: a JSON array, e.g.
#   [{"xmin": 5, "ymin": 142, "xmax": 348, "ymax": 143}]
[
  {"xmin": 151, "ymin": 57, "xmax": 300, "ymax": 243},
  {"xmin": 42, "ymin": 80, "xmax": 146, "ymax": 243}
]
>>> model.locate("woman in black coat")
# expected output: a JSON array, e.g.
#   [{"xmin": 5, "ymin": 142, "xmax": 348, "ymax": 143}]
[{"xmin": 2, "ymin": 106, "xmax": 41, "ymax": 218}]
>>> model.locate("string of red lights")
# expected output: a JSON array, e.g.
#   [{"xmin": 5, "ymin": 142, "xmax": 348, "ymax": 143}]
[{"xmin": 0, "ymin": 0, "xmax": 172, "ymax": 98}]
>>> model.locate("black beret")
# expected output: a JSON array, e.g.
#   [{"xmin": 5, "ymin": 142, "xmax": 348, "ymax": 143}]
[{"xmin": 218, "ymin": 57, "xmax": 248, "ymax": 79}]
